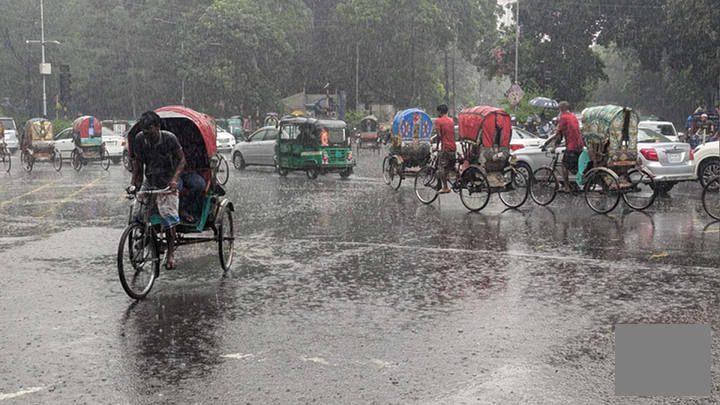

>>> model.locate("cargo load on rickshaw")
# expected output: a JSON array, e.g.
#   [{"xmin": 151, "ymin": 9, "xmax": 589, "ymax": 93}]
[{"xmin": 20, "ymin": 118, "xmax": 62, "ymax": 172}]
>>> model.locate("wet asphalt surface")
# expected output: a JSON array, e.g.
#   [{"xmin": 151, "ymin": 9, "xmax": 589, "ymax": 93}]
[{"xmin": 0, "ymin": 147, "xmax": 718, "ymax": 404}]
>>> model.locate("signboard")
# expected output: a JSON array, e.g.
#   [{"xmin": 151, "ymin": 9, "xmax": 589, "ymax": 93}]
[
  {"xmin": 504, "ymin": 83, "xmax": 524, "ymax": 106},
  {"xmin": 39, "ymin": 63, "xmax": 51, "ymax": 75}
]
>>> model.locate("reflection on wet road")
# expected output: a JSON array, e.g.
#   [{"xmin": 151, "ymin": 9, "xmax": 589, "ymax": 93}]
[{"xmin": 0, "ymin": 150, "xmax": 718, "ymax": 404}]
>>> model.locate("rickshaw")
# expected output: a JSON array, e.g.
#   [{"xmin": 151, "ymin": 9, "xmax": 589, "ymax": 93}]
[
  {"xmin": 530, "ymin": 105, "xmax": 656, "ymax": 213},
  {"xmin": 276, "ymin": 117, "xmax": 355, "ymax": 179},
  {"xmin": 382, "ymin": 109, "xmax": 433, "ymax": 189},
  {"xmin": 356, "ymin": 115, "xmax": 380, "ymax": 155},
  {"xmin": 20, "ymin": 118, "xmax": 62, "ymax": 172},
  {"xmin": 226, "ymin": 117, "xmax": 244, "ymax": 141},
  {"xmin": 414, "ymin": 106, "xmax": 529, "ymax": 211},
  {"xmin": 689, "ymin": 110, "xmax": 719, "ymax": 148},
  {"xmin": 0, "ymin": 121, "xmax": 9, "ymax": 172},
  {"xmin": 70, "ymin": 116, "xmax": 111, "ymax": 171},
  {"xmin": 119, "ymin": 106, "xmax": 235, "ymax": 299},
  {"xmin": 264, "ymin": 113, "xmax": 279, "ymax": 127}
]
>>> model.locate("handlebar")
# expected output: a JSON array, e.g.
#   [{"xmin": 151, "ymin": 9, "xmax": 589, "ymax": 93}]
[{"xmin": 126, "ymin": 186, "xmax": 172, "ymax": 198}]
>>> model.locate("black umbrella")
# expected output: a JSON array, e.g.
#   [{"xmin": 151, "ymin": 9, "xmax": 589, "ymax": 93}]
[{"xmin": 529, "ymin": 97, "xmax": 559, "ymax": 109}]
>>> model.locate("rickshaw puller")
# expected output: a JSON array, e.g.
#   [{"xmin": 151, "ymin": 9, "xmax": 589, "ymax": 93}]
[
  {"xmin": 435, "ymin": 104, "xmax": 456, "ymax": 194},
  {"xmin": 129, "ymin": 111, "xmax": 186, "ymax": 270},
  {"xmin": 551, "ymin": 101, "xmax": 583, "ymax": 193}
]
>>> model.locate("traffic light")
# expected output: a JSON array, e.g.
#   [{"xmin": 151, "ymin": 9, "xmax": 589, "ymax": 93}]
[{"xmin": 59, "ymin": 64, "xmax": 71, "ymax": 105}]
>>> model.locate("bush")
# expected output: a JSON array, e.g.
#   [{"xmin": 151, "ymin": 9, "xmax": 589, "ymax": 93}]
[{"xmin": 52, "ymin": 119, "xmax": 73, "ymax": 133}]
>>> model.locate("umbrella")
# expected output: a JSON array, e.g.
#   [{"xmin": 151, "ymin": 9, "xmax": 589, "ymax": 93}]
[{"xmin": 529, "ymin": 97, "xmax": 558, "ymax": 109}]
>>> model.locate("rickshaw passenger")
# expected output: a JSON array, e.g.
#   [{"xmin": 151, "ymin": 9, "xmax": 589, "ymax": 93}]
[
  {"xmin": 130, "ymin": 110, "xmax": 186, "ymax": 270},
  {"xmin": 551, "ymin": 101, "xmax": 583, "ymax": 193}
]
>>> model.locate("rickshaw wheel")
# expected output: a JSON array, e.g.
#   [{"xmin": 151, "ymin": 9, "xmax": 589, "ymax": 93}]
[
  {"xmin": 389, "ymin": 159, "xmax": 402, "ymax": 190},
  {"xmin": 21, "ymin": 150, "xmax": 33, "ymax": 172},
  {"xmin": 382, "ymin": 156, "xmax": 392, "ymax": 185},
  {"xmin": 216, "ymin": 154, "xmax": 229, "ymax": 185},
  {"xmin": 71, "ymin": 150, "xmax": 82, "ymax": 171},
  {"xmin": 584, "ymin": 169, "xmax": 621, "ymax": 214},
  {"xmin": 702, "ymin": 177, "xmax": 720, "ymax": 221},
  {"xmin": 217, "ymin": 207, "xmax": 234, "ymax": 271},
  {"xmin": 123, "ymin": 151, "xmax": 132, "ymax": 172},
  {"xmin": 530, "ymin": 167, "xmax": 558, "ymax": 206},
  {"xmin": 53, "ymin": 149, "xmax": 62, "ymax": 172},
  {"xmin": 460, "ymin": 166, "xmax": 491, "ymax": 212},
  {"xmin": 306, "ymin": 167, "xmax": 319, "ymax": 180},
  {"xmin": 621, "ymin": 168, "xmax": 656, "ymax": 211},
  {"xmin": 499, "ymin": 167, "xmax": 530, "ymax": 209},
  {"xmin": 2, "ymin": 148, "xmax": 10, "ymax": 173},
  {"xmin": 101, "ymin": 149, "xmax": 111, "ymax": 170},
  {"xmin": 414, "ymin": 166, "xmax": 439, "ymax": 204},
  {"xmin": 117, "ymin": 222, "xmax": 159, "ymax": 299}
]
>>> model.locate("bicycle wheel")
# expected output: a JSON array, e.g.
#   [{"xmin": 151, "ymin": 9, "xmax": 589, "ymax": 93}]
[
  {"xmin": 499, "ymin": 167, "xmax": 529, "ymax": 208},
  {"xmin": 53, "ymin": 149, "xmax": 62, "ymax": 171},
  {"xmin": 216, "ymin": 155, "xmax": 230, "ymax": 185},
  {"xmin": 530, "ymin": 167, "xmax": 558, "ymax": 206},
  {"xmin": 414, "ymin": 166, "xmax": 440, "ymax": 204},
  {"xmin": 2, "ymin": 148, "xmax": 10, "ymax": 173},
  {"xmin": 21, "ymin": 150, "xmax": 33, "ymax": 172},
  {"xmin": 382, "ymin": 156, "xmax": 391, "ymax": 185},
  {"xmin": 621, "ymin": 168, "xmax": 656, "ymax": 211},
  {"xmin": 702, "ymin": 177, "xmax": 720, "ymax": 220},
  {"xmin": 217, "ymin": 206, "xmax": 235, "ymax": 271},
  {"xmin": 389, "ymin": 159, "xmax": 402, "ymax": 190},
  {"xmin": 117, "ymin": 223, "xmax": 160, "ymax": 299},
  {"xmin": 101, "ymin": 149, "xmax": 111, "ymax": 170},
  {"xmin": 71, "ymin": 150, "xmax": 82, "ymax": 171},
  {"xmin": 459, "ymin": 166, "xmax": 491, "ymax": 212},
  {"xmin": 584, "ymin": 170, "xmax": 621, "ymax": 214}
]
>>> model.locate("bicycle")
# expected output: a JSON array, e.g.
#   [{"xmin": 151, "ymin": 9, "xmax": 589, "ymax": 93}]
[
  {"xmin": 0, "ymin": 140, "xmax": 11, "ymax": 173},
  {"xmin": 414, "ymin": 151, "xmax": 529, "ymax": 212},
  {"xmin": 702, "ymin": 175, "xmax": 720, "ymax": 221},
  {"xmin": 214, "ymin": 153, "xmax": 230, "ymax": 185},
  {"xmin": 530, "ymin": 149, "xmax": 656, "ymax": 214}
]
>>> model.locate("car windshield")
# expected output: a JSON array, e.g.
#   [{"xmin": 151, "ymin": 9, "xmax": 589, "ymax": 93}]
[
  {"xmin": 102, "ymin": 127, "xmax": 119, "ymax": 137},
  {"xmin": 638, "ymin": 128, "xmax": 671, "ymax": 143},
  {"xmin": 513, "ymin": 127, "xmax": 538, "ymax": 139},
  {"xmin": 0, "ymin": 119, "xmax": 15, "ymax": 130},
  {"xmin": 641, "ymin": 123, "xmax": 675, "ymax": 136},
  {"xmin": 217, "ymin": 126, "xmax": 227, "ymax": 133}
]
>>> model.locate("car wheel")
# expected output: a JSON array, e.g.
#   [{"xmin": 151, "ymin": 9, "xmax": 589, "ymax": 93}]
[
  {"xmin": 232, "ymin": 151, "xmax": 246, "ymax": 170},
  {"xmin": 699, "ymin": 158, "xmax": 720, "ymax": 188},
  {"xmin": 515, "ymin": 162, "xmax": 532, "ymax": 184},
  {"xmin": 651, "ymin": 182, "xmax": 675, "ymax": 194}
]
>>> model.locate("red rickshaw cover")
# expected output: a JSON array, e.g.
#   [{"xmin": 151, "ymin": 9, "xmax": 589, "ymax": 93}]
[
  {"xmin": 72, "ymin": 116, "xmax": 102, "ymax": 138},
  {"xmin": 458, "ymin": 106, "xmax": 512, "ymax": 147}
]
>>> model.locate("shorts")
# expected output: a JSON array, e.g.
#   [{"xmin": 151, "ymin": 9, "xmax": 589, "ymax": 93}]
[
  {"xmin": 131, "ymin": 184, "xmax": 180, "ymax": 229},
  {"xmin": 562, "ymin": 150, "xmax": 581, "ymax": 173},
  {"xmin": 437, "ymin": 150, "xmax": 456, "ymax": 175}
]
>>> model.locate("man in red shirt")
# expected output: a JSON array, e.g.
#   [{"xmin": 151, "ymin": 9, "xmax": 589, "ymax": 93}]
[
  {"xmin": 435, "ymin": 104, "xmax": 457, "ymax": 193},
  {"xmin": 551, "ymin": 101, "xmax": 583, "ymax": 193}
]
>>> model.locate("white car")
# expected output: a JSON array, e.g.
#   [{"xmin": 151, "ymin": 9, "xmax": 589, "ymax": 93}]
[
  {"xmin": 101, "ymin": 127, "xmax": 125, "ymax": 164},
  {"xmin": 216, "ymin": 127, "xmax": 236, "ymax": 152},
  {"xmin": 231, "ymin": 127, "xmax": 279, "ymax": 169},
  {"xmin": 693, "ymin": 141, "xmax": 719, "ymax": 188},
  {"xmin": 639, "ymin": 121, "xmax": 679, "ymax": 142},
  {"xmin": 0, "ymin": 117, "xmax": 19, "ymax": 153}
]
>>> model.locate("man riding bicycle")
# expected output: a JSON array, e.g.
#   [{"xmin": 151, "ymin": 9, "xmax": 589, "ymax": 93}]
[
  {"xmin": 435, "ymin": 104, "xmax": 456, "ymax": 194},
  {"xmin": 551, "ymin": 101, "xmax": 583, "ymax": 193}
]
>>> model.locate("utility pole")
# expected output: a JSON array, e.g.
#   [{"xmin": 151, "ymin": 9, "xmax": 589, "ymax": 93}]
[
  {"xmin": 355, "ymin": 42, "xmax": 359, "ymax": 111},
  {"xmin": 514, "ymin": 0, "xmax": 520, "ymax": 115},
  {"xmin": 26, "ymin": 0, "xmax": 60, "ymax": 118},
  {"xmin": 181, "ymin": 42, "xmax": 185, "ymax": 106}
]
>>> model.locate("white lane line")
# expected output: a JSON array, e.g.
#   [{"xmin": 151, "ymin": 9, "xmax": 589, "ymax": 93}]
[
  {"xmin": 299, "ymin": 356, "xmax": 330, "ymax": 365},
  {"xmin": 0, "ymin": 180, "xmax": 61, "ymax": 206},
  {"xmin": 221, "ymin": 353, "xmax": 254, "ymax": 360},
  {"xmin": 0, "ymin": 386, "xmax": 44, "ymax": 401}
]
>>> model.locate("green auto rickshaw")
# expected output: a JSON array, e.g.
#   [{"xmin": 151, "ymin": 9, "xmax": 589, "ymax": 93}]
[{"xmin": 276, "ymin": 117, "xmax": 355, "ymax": 179}]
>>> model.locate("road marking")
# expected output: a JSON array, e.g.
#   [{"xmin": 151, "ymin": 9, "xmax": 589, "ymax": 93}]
[
  {"xmin": 371, "ymin": 359, "xmax": 395, "ymax": 368},
  {"xmin": 0, "ymin": 387, "xmax": 44, "ymax": 401},
  {"xmin": 651, "ymin": 253, "xmax": 670, "ymax": 259},
  {"xmin": 222, "ymin": 353, "xmax": 254, "ymax": 360},
  {"xmin": 299, "ymin": 356, "xmax": 329, "ymax": 365},
  {"xmin": 46, "ymin": 177, "xmax": 102, "ymax": 216},
  {"xmin": 611, "ymin": 238, "xmax": 620, "ymax": 242},
  {"xmin": 702, "ymin": 229, "xmax": 719, "ymax": 234},
  {"xmin": 0, "ymin": 180, "xmax": 61, "ymax": 206}
]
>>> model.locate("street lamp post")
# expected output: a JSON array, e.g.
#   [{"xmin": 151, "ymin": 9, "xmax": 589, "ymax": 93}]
[
  {"xmin": 514, "ymin": 0, "xmax": 520, "ymax": 116},
  {"xmin": 26, "ymin": 0, "xmax": 61, "ymax": 118}
]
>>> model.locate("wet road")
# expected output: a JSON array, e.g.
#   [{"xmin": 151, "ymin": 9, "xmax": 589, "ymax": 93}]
[{"xmin": 0, "ymin": 149, "xmax": 718, "ymax": 404}]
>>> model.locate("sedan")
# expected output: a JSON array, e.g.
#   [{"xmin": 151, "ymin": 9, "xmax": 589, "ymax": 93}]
[
  {"xmin": 0, "ymin": 117, "xmax": 19, "ymax": 153},
  {"xmin": 101, "ymin": 127, "xmax": 125, "ymax": 164},
  {"xmin": 216, "ymin": 127, "xmax": 236, "ymax": 152},
  {"xmin": 639, "ymin": 121, "xmax": 679, "ymax": 142},
  {"xmin": 231, "ymin": 127, "xmax": 279, "ymax": 169}
]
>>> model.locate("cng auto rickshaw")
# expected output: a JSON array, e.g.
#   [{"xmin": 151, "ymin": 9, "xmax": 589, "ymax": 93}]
[
  {"xmin": 71, "ymin": 115, "xmax": 111, "ymax": 171},
  {"xmin": 276, "ymin": 117, "xmax": 355, "ymax": 179},
  {"xmin": 356, "ymin": 115, "xmax": 380, "ymax": 154},
  {"xmin": 120, "ymin": 106, "xmax": 235, "ymax": 299},
  {"xmin": 382, "ymin": 109, "xmax": 433, "ymax": 189},
  {"xmin": 20, "ymin": 118, "xmax": 62, "ymax": 172}
]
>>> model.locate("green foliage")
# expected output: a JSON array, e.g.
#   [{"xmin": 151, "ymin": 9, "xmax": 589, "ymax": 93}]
[
  {"xmin": 343, "ymin": 110, "xmax": 365, "ymax": 132},
  {"xmin": 498, "ymin": 85, "xmax": 558, "ymax": 124},
  {"xmin": 52, "ymin": 119, "xmax": 73, "ymax": 134}
]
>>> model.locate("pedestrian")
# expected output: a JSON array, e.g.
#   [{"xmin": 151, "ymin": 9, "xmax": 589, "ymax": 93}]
[
  {"xmin": 243, "ymin": 115, "xmax": 253, "ymax": 140},
  {"xmin": 523, "ymin": 117, "xmax": 538, "ymax": 135},
  {"xmin": 435, "ymin": 104, "xmax": 456, "ymax": 194},
  {"xmin": 129, "ymin": 111, "xmax": 186, "ymax": 270},
  {"xmin": 551, "ymin": 101, "xmax": 583, "ymax": 193}
]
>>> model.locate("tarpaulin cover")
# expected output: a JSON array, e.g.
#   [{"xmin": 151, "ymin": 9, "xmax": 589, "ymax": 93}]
[
  {"xmin": 73, "ymin": 116, "xmax": 102, "ymax": 139},
  {"xmin": 391, "ymin": 109, "xmax": 432, "ymax": 142},
  {"xmin": 24, "ymin": 118, "xmax": 54, "ymax": 141},
  {"xmin": 458, "ymin": 106, "xmax": 512, "ymax": 147},
  {"xmin": 581, "ymin": 105, "xmax": 638, "ymax": 163}
]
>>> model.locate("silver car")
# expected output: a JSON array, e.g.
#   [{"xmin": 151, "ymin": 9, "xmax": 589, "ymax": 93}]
[
  {"xmin": 1, "ymin": 117, "xmax": 19, "ymax": 153},
  {"xmin": 231, "ymin": 127, "xmax": 279, "ymax": 169},
  {"xmin": 512, "ymin": 128, "xmax": 694, "ymax": 194}
]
